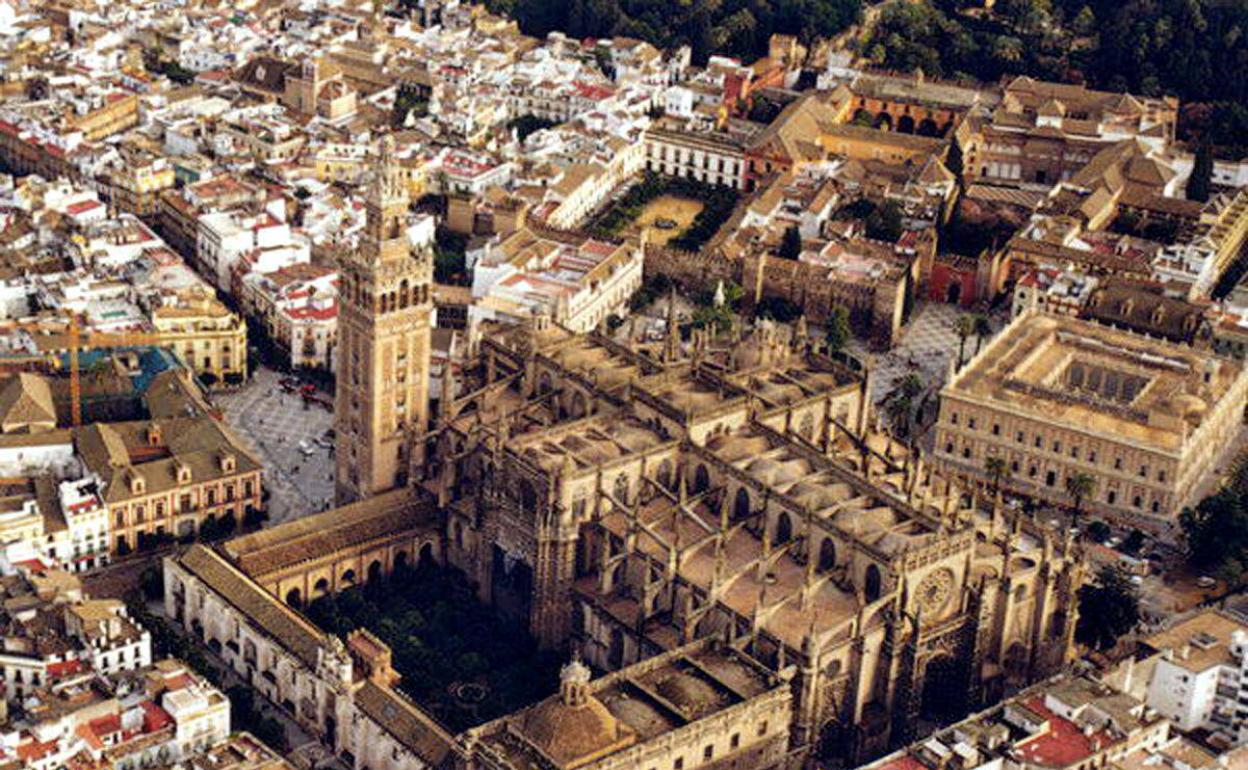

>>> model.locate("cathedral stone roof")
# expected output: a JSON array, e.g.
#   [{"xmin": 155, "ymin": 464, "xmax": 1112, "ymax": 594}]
[
  {"xmin": 520, "ymin": 693, "xmax": 634, "ymax": 768},
  {"xmin": 517, "ymin": 659, "xmax": 636, "ymax": 769},
  {"xmin": 652, "ymin": 672, "xmax": 723, "ymax": 718}
]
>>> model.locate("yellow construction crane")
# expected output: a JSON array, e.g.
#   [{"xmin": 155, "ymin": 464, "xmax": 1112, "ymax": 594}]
[{"xmin": 65, "ymin": 314, "xmax": 164, "ymax": 428}]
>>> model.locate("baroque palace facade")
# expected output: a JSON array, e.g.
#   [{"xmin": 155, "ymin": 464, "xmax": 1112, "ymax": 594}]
[{"xmin": 164, "ymin": 152, "xmax": 1085, "ymax": 770}]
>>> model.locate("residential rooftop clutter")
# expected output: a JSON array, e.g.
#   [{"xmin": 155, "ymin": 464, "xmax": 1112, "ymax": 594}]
[
  {"xmin": 999, "ymin": 139, "xmax": 1248, "ymax": 304},
  {"xmin": 0, "ymin": 0, "xmax": 1233, "ymax": 370},
  {"xmin": 0, "ymin": 353, "xmax": 257, "ymax": 567},
  {"xmin": 469, "ymin": 227, "xmax": 643, "ymax": 334},
  {"xmin": 859, "ymin": 674, "xmax": 1170, "ymax": 770},
  {"xmin": 0, "ymin": 565, "xmax": 242, "ymax": 770},
  {"xmin": 0, "ymin": 177, "xmax": 248, "ymax": 385},
  {"xmin": 1123, "ymin": 610, "xmax": 1248, "ymax": 748}
]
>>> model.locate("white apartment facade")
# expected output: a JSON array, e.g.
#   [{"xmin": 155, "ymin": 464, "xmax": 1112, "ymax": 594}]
[
  {"xmin": 164, "ymin": 683, "xmax": 232, "ymax": 758},
  {"xmin": 470, "ymin": 235, "xmax": 643, "ymax": 334},
  {"xmin": 1142, "ymin": 610, "xmax": 1248, "ymax": 747},
  {"xmin": 196, "ymin": 205, "xmax": 310, "ymax": 292}
]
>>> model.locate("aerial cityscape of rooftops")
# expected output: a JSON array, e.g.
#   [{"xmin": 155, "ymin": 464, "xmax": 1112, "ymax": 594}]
[{"xmin": 0, "ymin": 1, "xmax": 1246, "ymax": 770}]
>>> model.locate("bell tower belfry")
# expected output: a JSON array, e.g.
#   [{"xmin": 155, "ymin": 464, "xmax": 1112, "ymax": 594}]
[{"xmin": 334, "ymin": 136, "xmax": 433, "ymax": 505}]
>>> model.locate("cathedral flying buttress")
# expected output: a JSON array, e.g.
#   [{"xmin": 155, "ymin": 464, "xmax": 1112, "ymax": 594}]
[{"xmin": 427, "ymin": 312, "xmax": 1084, "ymax": 764}]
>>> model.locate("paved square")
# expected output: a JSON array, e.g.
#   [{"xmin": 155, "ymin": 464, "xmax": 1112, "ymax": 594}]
[
  {"xmin": 848, "ymin": 302, "xmax": 1003, "ymax": 405},
  {"xmin": 214, "ymin": 366, "xmax": 336, "ymax": 525}
]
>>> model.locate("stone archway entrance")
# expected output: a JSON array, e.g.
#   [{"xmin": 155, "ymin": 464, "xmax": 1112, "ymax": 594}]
[
  {"xmin": 920, "ymin": 654, "xmax": 965, "ymax": 722},
  {"xmin": 1004, "ymin": 641, "xmax": 1030, "ymax": 685},
  {"xmin": 490, "ymin": 545, "xmax": 533, "ymax": 622}
]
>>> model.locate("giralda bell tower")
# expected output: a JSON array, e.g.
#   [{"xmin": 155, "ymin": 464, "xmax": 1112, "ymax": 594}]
[{"xmin": 334, "ymin": 136, "xmax": 433, "ymax": 505}]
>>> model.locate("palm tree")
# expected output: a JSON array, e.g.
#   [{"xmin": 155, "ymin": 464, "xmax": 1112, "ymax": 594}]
[
  {"xmin": 972, "ymin": 314, "xmax": 993, "ymax": 355},
  {"xmin": 953, "ymin": 315, "xmax": 976, "ymax": 367},
  {"xmin": 885, "ymin": 394, "xmax": 913, "ymax": 437},
  {"xmin": 890, "ymin": 373, "xmax": 924, "ymax": 433},
  {"xmin": 985, "ymin": 456, "xmax": 1009, "ymax": 495},
  {"xmin": 1065, "ymin": 472, "xmax": 1097, "ymax": 531},
  {"xmin": 896, "ymin": 373, "xmax": 923, "ymax": 400}
]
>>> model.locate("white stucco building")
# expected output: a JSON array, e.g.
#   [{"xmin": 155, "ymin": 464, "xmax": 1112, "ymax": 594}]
[{"xmin": 1141, "ymin": 610, "xmax": 1248, "ymax": 747}]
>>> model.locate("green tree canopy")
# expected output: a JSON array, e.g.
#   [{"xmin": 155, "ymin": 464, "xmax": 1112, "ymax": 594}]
[
  {"xmin": 1187, "ymin": 141, "xmax": 1214, "ymax": 202},
  {"xmin": 1065, "ymin": 471, "xmax": 1097, "ymax": 528},
  {"xmin": 1085, "ymin": 520, "xmax": 1111, "ymax": 543},
  {"xmin": 497, "ymin": 0, "xmax": 861, "ymax": 63},
  {"xmin": 825, "ymin": 306, "xmax": 851, "ymax": 353},
  {"xmin": 953, "ymin": 314, "xmax": 976, "ymax": 366},
  {"xmin": 985, "ymin": 456, "xmax": 1009, "ymax": 493},
  {"xmin": 865, "ymin": 200, "xmax": 904, "ymax": 242},
  {"xmin": 778, "ymin": 225, "xmax": 802, "ymax": 259},
  {"xmin": 1075, "ymin": 565, "xmax": 1140, "ymax": 651},
  {"xmin": 1180, "ymin": 455, "xmax": 1248, "ymax": 589}
]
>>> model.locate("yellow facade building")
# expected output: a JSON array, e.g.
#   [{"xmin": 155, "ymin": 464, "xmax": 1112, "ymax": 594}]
[
  {"xmin": 78, "ymin": 418, "xmax": 263, "ymax": 553},
  {"xmin": 150, "ymin": 291, "xmax": 248, "ymax": 383}
]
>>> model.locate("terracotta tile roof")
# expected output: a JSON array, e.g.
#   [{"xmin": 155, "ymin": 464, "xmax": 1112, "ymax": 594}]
[
  {"xmin": 354, "ymin": 680, "xmax": 453, "ymax": 765},
  {"xmin": 177, "ymin": 545, "xmax": 328, "ymax": 669},
  {"xmin": 222, "ymin": 488, "xmax": 438, "ymax": 578},
  {"xmin": 0, "ymin": 373, "xmax": 56, "ymax": 430},
  {"xmin": 76, "ymin": 417, "xmax": 260, "ymax": 504},
  {"xmin": 1014, "ymin": 697, "xmax": 1112, "ymax": 767},
  {"xmin": 1082, "ymin": 279, "xmax": 1206, "ymax": 343}
]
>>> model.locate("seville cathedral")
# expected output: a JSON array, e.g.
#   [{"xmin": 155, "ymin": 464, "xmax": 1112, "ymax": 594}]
[{"xmin": 165, "ymin": 148, "xmax": 1085, "ymax": 770}]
